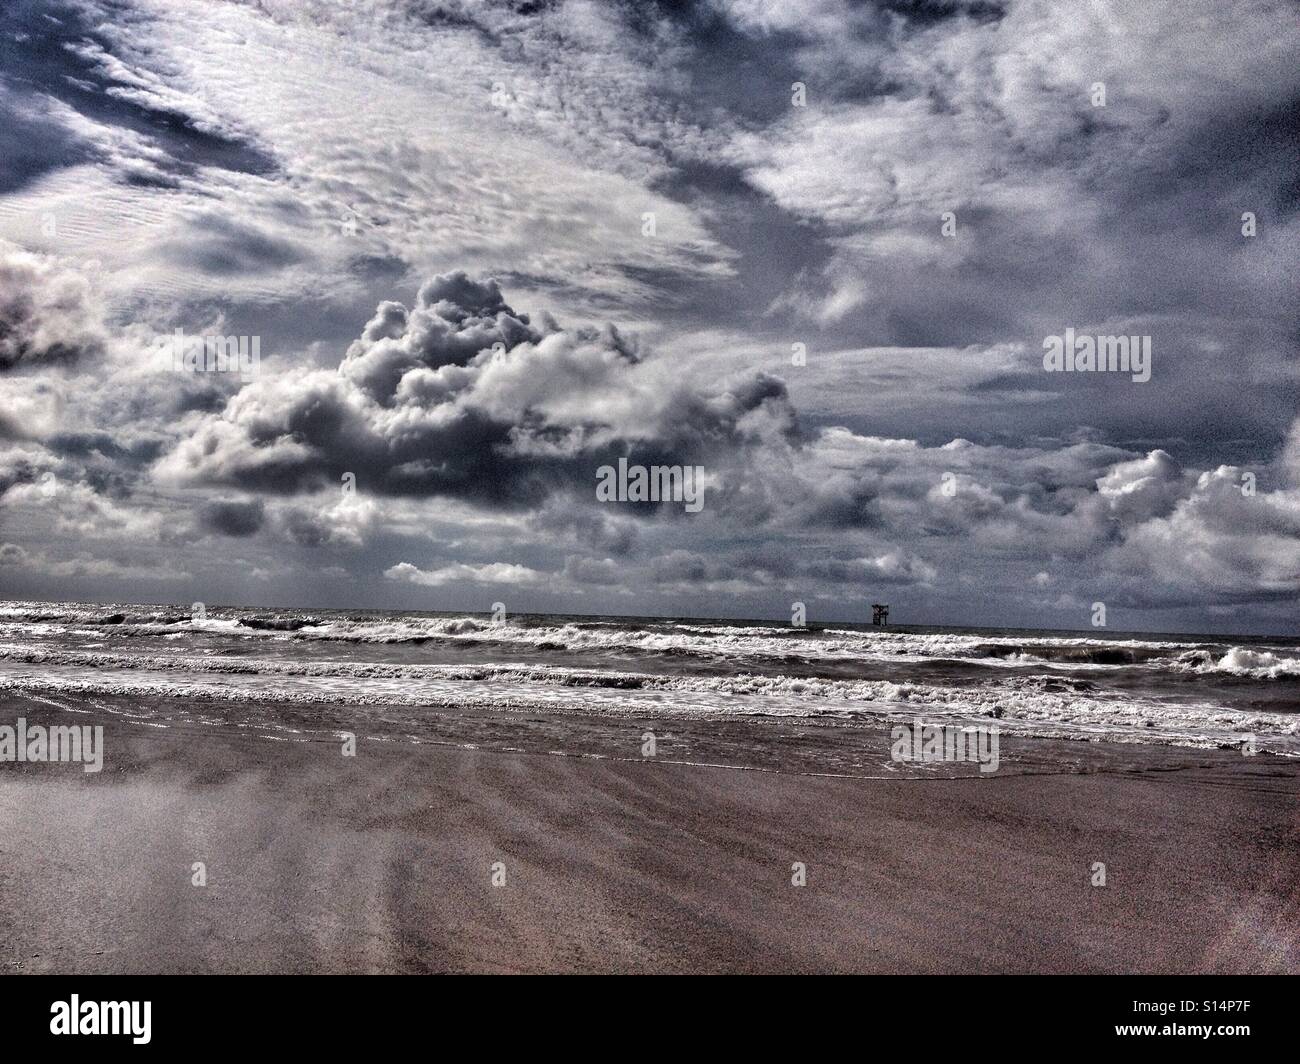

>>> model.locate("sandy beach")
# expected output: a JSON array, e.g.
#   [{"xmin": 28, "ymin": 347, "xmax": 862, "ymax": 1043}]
[{"xmin": 1, "ymin": 699, "xmax": 1295, "ymax": 975}]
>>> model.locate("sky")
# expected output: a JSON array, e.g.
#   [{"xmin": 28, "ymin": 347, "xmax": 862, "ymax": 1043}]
[{"xmin": 0, "ymin": 0, "xmax": 1297, "ymax": 634}]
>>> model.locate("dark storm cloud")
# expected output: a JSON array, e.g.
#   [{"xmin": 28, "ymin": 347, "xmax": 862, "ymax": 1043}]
[
  {"xmin": 158, "ymin": 271, "xmax": 800, "ymax": 506},
  {"xmin": 279, "ymin": 506, "xmax": 331, "ymax": 549},
  {"xmin": 144, "ymin": 260, "xmax": 1299, "ymax": 615},
  {"xmin": 45, "ymin": 431, "xmax": 164, "ymax": 467},
  {"xmin": 631, "ymin": 2, "xmax": 807, "ymax": 124},
  {"xmin": 199, "ymin": 498, "xmax": 266, "ymax": 537}
]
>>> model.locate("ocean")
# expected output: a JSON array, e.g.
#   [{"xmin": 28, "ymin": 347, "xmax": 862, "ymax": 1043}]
[{"xmin": 1, "ymin": 600, "xmax": 1296, "ymax": 773}]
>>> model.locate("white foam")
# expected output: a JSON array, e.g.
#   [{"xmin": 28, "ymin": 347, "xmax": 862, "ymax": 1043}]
[
  {"xmin": 1176, "ymin": 646, "xmax": 1300, "ymax": 680},
  {"xmin": 0, "ymin": 645, "xmax": 1294, "ymax": 755}
]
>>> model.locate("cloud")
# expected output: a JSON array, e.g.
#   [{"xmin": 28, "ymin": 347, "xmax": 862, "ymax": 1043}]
[
  {"xmin": 1096, "ymin": 449, "xmax": 1186, "ymax": 522},
  {"xmin": 0, "ymin": 539, "xmax": 188, "ymax": 582},
  {"xmin": 3, "ymin": 472, "xmax": 165, "ymax": 540},
  {"xmin": 272, "ymin": 492, "xmax": 379, "ymax": 549},
  {"xmin": 0, "ymin": 377, "xmax": 63, "ymax": 441},
  {"xmin": 199, "ymin": 498, "xmax": 266, "ymax": 537},
  {"xmin": 0, "ymin": 0, "xmax": 735, "ymax": 315},
  {"xmin": 385, "ymin": 560, "xmax": 547, "ymax": 587},
  {"xmin": 0, "ymin": 542, "xmax": 29, "ymax": 566},
  {"xmin": 0, "ymin": 242, "xmax": 107, "ymax": 371},
  {"xmin": 723, "ymin": 0, "xmax": 1300, "ymax": 467},
  {"xmin": 156, "ymin": 271, "xmax": 799, "ymax": 506},
  {"xmin": 1102, "ymin": 462, "xmax": 1300, "ymax": 603}
]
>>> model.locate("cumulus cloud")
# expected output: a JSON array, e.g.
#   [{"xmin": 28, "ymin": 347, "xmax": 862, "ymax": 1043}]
[
  {"xmin": 0, "ymin": 377, "xmax": 62, "ymax": 441},
  {"xmin": 1096, "ymin": 450, "xmax": 1187, "ymax": 522},
  {"xmin": 1102, "ymin": 463, "xmax": 1300, "ymax": 603},
  {"xmin": 0, "ymin": 243, "xmax": 107, "ymax": 371},
  {"xmin": 156, "ymin": 271, "xmax": 799, "ymax": 506}
]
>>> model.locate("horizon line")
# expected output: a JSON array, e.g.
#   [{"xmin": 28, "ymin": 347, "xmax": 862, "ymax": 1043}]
[{"xmin": 2, "ymin": 595, "xmax": 1296, "ymax": 644}]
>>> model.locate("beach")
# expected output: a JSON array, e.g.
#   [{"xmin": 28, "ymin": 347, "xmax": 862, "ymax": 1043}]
[{"xmin": 2, "ymin": 698, "xmax": 1296, "ymax": 975}]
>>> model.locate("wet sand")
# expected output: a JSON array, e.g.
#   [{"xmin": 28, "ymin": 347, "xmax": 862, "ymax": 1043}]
[{"xmin": 0, "ymin": 703, "xmax": 1296, "ymax": 973}]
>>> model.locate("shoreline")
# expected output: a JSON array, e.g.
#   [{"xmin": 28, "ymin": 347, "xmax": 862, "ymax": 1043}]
[{"xmin": 1, "ymin": 700, "xmax": 1296, "ymax": 974}]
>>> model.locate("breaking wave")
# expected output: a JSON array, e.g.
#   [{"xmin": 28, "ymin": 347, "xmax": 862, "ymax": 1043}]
[
  {"xmin": 1174, "ymin": 647, "xmax": 1300, "ymax": 680},
  {"xmin": 1, "ymin": 601, "xmax": 1296, "ymax": 757},
  {"xmin": 0, "ymin": 643, "xmax": 1294, "ymax": 754},
  {"xmin": 6, "ymin": 603, "xmax": 1273, "ymax": 675}
]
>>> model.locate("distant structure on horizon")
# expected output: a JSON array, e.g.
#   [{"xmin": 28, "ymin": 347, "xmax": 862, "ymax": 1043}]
[{"xmin": 871, "ymin": 603, "xmax": 889, "ymax": 626}]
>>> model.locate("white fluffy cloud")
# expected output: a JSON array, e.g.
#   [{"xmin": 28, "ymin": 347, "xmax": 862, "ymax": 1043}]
[
  {"xmin": 385, "ymin": 560, "xmax": 547, "ymax": 588},
  {"xmin": 0, "ymin": 241, "xmax": 107, "ymax": 371}
]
